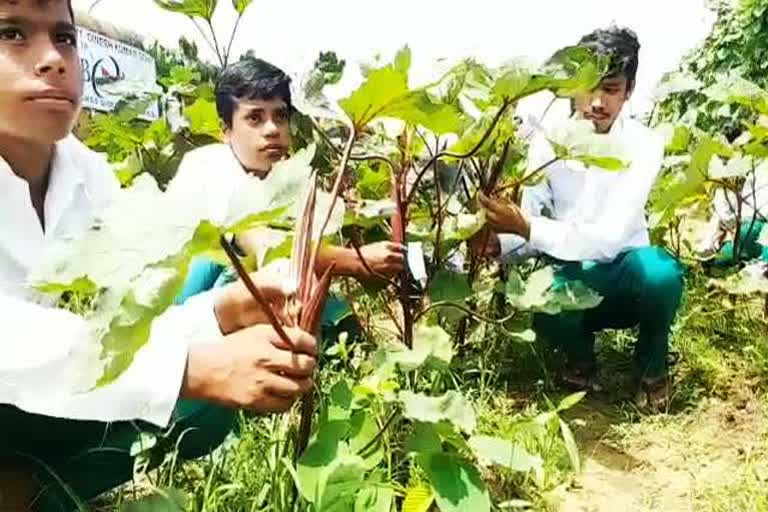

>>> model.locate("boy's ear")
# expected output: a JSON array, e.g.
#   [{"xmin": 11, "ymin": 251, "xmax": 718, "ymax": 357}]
[{"xmin": 220, "ymin": 121, "xmax": 230, "ymax": 142}]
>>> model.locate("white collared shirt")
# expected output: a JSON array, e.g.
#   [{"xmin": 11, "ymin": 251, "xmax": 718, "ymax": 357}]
[
  {"xmin": 1, "ymin": 135, "xmax": 222, "ymax": 427},
  {"xmin": 500, "ymin": 113, "xmax": 665, "ymax": 263}
]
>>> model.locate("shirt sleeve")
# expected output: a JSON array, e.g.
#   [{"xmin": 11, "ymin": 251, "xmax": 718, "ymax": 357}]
[
  {"xmin": 497, "ymin": 133, "xmax": 556, "ymax": 263},
  {"xmin": 0, "ymin": 288, "xmax": 223, "ymax": 427},
  {"xmin": 527, "ymin": 128, "xmax": 665, "ymax": 262}
]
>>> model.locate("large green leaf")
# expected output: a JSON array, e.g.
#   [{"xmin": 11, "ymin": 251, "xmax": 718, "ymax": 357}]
[
  {"xmin": 656, "ymin": 123, "xmax": 692, "ymax": 154},
  {"xmin": 354, "ymin": 485, "xmax": 393, "ymax": 512},
  {"xmin": 533, "ymin": 45, "xmax": 609, "ymax": 98},
  {"xmin": 339, "ymin": 47, "xmax": 464, "ymax": 134},
  {"xmin": 232, "ymin": 0, "xmax": 252, "ymax": 14},
  {"xmin": 546, "ymin": 119, "xmax": 630, "ymax": 171},
  {"xmin": 386, "ymin": 324, "xmax": 454, "ymax": 372},
  {"xmin": 154, "ymin": 0, "xmax": 216, "ymax": 19},
  {"xmin": 356, "ymin": 163, "xmax": 392, "ymax": 200},
  {"xmin": 31, "ymin": 148, "xmax": 314, "ymax": 386},
  {"xmin": 400, "ymin": 391, "xmax": 476, "ymax": 434},
  {"xmin": 427, "ymin": 270, "xmax": 472, "ymax": 307},
  {"xmin": 505, "ymin": 267, "xmax": 603, "ymax": 315},
  {"xmin": 402, "ymin": 484, "xmax": 434, "ymax": 512},
  {"xmin": 468, "ymin": 435, "xmax": 543, "ymax": 473},
  {"xmin": 405, "ymin": 422, "xmax": 443, "ymax": 456},
  {"xmin": 652, "ymin": 137, "xmax": 733, "ymax": 216},
  {"xmin": 651, "ymin": 72, "xmax": 703, "ymax": 102},
  {"xmin": 184, "ymin": 98, "xmax": 222, "ymax": 140},
  {"xmin": 418, "ymin": 452, "xmax": 491, "ymax": 512},
  {"xmin": 709, "ymin": 153, "xmax": 755, "ymax": 179},
  {"xmin": 704, "ymin": 74, "xmax": 768, "ymax": 115}
]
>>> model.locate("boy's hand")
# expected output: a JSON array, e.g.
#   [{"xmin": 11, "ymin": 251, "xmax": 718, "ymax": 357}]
[
  {"xmin": 357, "ymin": 241, "xmax": 406, "ymax": 277},
  {"xmin": 214, "ymin": 270, "xmax": 291, "ymax": 335},
  {"xmin": 478, "ymin": 192, "xmax": 531, "ymax": 240},
  {"xmin": 182, "ymin": 325, "xmax": 316, "ymax": 413},
  {"xmin": 468, "ymin": 228, "xmax": 501, "ymax": 259}
]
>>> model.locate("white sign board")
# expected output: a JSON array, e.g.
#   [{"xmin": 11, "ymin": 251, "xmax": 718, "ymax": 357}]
[{"xmin": 76, "ymin": 26, "xmax": 160, "ymax": 120}]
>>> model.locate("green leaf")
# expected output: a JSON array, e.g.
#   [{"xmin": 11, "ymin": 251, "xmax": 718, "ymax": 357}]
[
  {"xmin": 354, "ymin": 486, "xmax": 393, "ymax": 512},
  {"xmin": 387, "ymin": 324, "xmax": 454, "ymax": 372},
  {"xmin": 468, "ymin": 435, "xmax": 543, "ymax": 473},
  {"xmin": 556, "ymin": 391, "xmax": 586, "ymax": 412},
  {"xmin": 357, "ymin": 163, "xmax": 392, "ymax": 200},
  {"xmin": 348, "ymin": 410, "xmax": 384, "ymax": 469},
  {"xmin": 185, "ymin": 98, "xmax": 222, "ymax": 140},
  {"xmin": 339, "ymin": 48, "xmax": 464, "ymax": 134},
  {"xmin": 232, "ymin": 0, "xmax": 252, "ymax": 14},
  {"xmin": 559, "ymin": 418, "xmax": 581, "ymax": 471},
  {"xmin": 405, "ymin": 422, "xmax": 443, "ymax": 455},
  {"xmin": 400, "ymin": 391, "xmax": 476, "ymax": 434},
  {"xmin": 546, "ymin": 119, "xmax": 629, "ymax": 171},
  {"xmin": 651, "ymin": 72, "xmax": 703, "ymax": 102},
  {"xmin": 505, "ymin": 267, "xmax": 603, "ymax": 315},
  {"xmin": 491, "ymin": 61, "xmax": 534, "ymax": 103},
  {"xmin": 419, "ymin": 452, "xmax": 491, "ymax": 512},
  {"xmin": 344, "ymin": 199, "xmax": 396, "ymax": 228},
  {"xmin": 154, "ymin": 0, "xmax": 216, "ymax": 19},
  {"xmin": 31, "ymin": 147, "xmax": 313, "ymax": 386},
  {"xmin": 402, "ymin": 484, "xmax": 434, "ymax": 512},
  {"xmin": 656, "ymin": 123, "xmax": 692, "ymax": 154},
  {"xmin": 427, "ymin": 270, "xmax": 472, "ymax": 311},
  {"xmin": 709, "ymin": 154, "xmax": 755, "ymax": 179},
  {"xmin": 534, "ymin": 45, "xmax": 609, "ymax": 98},
  {"xmin": 704, "ymin": 74, "xmax": 768, "ymax": 115}
]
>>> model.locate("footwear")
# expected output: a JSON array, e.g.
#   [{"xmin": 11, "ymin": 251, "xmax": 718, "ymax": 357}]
[
  {"xmin": 561, "ymin": 362, "xmax": 603, "ymax": 392},
  {"xmin": 0, "ymin": 464, "xmax": 40, "ymax": 511},
  {"xmin": 633, "ymin": 375, "xmax": 670, "ymax": 411}
]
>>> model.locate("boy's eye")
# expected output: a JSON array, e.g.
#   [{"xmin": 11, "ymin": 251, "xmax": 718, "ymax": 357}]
[
  {"xmin": 56, "ymin": 32, "xmax": 77, "ymax": 46},
  {"xmin": 248, "ymin": 112, "xmax": 263, "ymax": 123},
  {"xmin": 0, "ymin": 27, "xmax": 24, "ymax": 41}
]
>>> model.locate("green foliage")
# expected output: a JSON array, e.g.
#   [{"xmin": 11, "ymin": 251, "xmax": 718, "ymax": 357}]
[
  {"xmin": 505, "ymin": 266, "xmax": 603, "ymax": 315},
  {"xmin": 154, "ymin": 0, "xmax": 217, "ymax": 20}
]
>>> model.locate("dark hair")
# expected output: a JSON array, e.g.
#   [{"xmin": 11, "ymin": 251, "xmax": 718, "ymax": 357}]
[
  {"xmin": 68, "ymin": 0, "xmax": 73, "ymax": 21},
  {"xmin": 215, "ymin": 57, "xmax": 292, "ymax": 128},
  {"xmin": 578, "ymin": 26, "xmax": 640, "ymax": 90}
]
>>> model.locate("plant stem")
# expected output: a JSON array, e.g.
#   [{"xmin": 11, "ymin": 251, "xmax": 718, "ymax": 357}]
[
  {"xmin": 222, "ymin": 13, "xmax": 244, "ymax": 68},
  {"xmin": 190, "ymin": 18, "xmax": 222, "ymax": 67},
  {"xmin": 357, "ymin": 411, "xmax": 399, "ymax": 457},
  {"xmin": 205, "ymin": 19, "xmax": 225, "ymax": 68},
  {"xmin": 220, "ymin": 235, "xmax": 292, "ymax": 346},
  {"xmin": 406, "ymin": 100, "xmax": 513, "ymax": 203},
  {"xmin": 414, "ymin": 301, "xmax": 515, "ymax": 324}
]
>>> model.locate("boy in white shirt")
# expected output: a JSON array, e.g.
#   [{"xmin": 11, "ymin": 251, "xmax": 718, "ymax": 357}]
[
  {"xmin": 0, "ymin": 2, "xmax": 316, "ymax": 509},
  {"xmin": 477, "ymin": 27, "xmax": 683, "ymax": 408}
]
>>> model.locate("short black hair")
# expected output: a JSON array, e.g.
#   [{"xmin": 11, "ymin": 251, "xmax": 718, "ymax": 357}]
[
  {"xmin": 67, "ymin": 0, "xmax": 73, "ymax": 21},
  {"xmin": 215, "ymin": 57, "xmax": 292, "ymax": 129},
  {"xmin": 578, "ymin": 26, "xmax": 640, "ymax": 91}
]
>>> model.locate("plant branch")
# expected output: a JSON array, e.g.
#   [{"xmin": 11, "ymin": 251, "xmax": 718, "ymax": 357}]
[
  {"xmin": 222, "ymin": 13, "xmax": 244, "ymax": 68},
  {"xmin": 305, "ymin": 126, "xmax": 357, "ymax": 286},
  {"xmin": 190, "ymin": 18, "xmax": 222, "ymax": 67},
  {"xmin": 414, "ymin": 301, "xmax": 515, "ymax": 325},
  {"xmin": 205, "ymin": 19, "xmax": 225, "ymax": 68},
  {"xmin": 357, "ymin": 411, "xmax": 399, "ymax": 456},
  {"xmin": 406, "ymin": 100, "xmax": 513, "ymax": 203},
  {"xmin": 220, "ymin": 235, "xmax": 292, "ymax": 345},
  {"xmin": 349, "ymin": 236, "xmax": 401, "ymax": 289}
]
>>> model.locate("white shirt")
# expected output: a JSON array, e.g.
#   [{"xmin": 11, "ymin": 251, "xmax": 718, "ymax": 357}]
[
  {"xmin": 168, "ymin": 143, "xmax": 250, "ymax": 225},
  {"xmin": 0, "ymin": 135, "xmax": 223, "ymax": 427},
  {"xmin": 500, "ymin": 113, "xmax": 665, "ymax": 263}
]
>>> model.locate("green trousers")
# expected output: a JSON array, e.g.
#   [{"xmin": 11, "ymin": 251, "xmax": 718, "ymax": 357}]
[
  {"xmin": 533, "ymin": 246, "xmax": 685, "ymax": 379},
  {"xmin": 0, "ymin": 400, "xmax": 235, "ymax": 511},
  {"xmin": 712, "ymin": 220, "xmax": 768, "ymax": 267}
]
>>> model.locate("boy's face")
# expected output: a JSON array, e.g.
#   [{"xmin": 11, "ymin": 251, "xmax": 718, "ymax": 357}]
[
  {"xmin": 0, "ymin": 0, "xmax": 81, "ymax": 146},
  {"xmin": 225, "ymin": 97, "xmax": 291, "ymax": 176},
  {"xmin": 571, "ymin": 74, "xmax": 632, "ymax": 134}
]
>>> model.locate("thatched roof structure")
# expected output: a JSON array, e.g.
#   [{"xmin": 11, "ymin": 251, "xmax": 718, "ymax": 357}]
[{"xmin": 73, "ymin": 8, "xmax": 148, "ymax": 50}]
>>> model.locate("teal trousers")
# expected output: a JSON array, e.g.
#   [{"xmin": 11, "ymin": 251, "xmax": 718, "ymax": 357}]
[
  {"xmin": 533, "ymin": 246, "xmax": 685, "ymax": 379},
  {"xmin": 1, "ymin": 272, "xmax": 238, "ymax": 511},
  {"xmin": 712, "ymin": 220, "xmax": 768, "ymax": 267}
]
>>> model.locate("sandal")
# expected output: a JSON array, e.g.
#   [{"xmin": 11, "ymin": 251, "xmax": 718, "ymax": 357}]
[
  {"xmin": 633, "ymin": 375, "xmax": 670, "ymax": 411},
  {"xmin": 561, "ymin": 363, "xmax": 603, "ymax": 392}
]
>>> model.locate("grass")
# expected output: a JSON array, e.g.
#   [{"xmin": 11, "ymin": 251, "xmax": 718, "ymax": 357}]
[{"xmin": 91, "ymin": 268, "xmax": 767, "ymax": 512}]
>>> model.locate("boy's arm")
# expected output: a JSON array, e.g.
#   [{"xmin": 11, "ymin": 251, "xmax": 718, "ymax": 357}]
[{"xmin": 316, "ymin": 242, "xmax": 405, "ymax": 279}]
